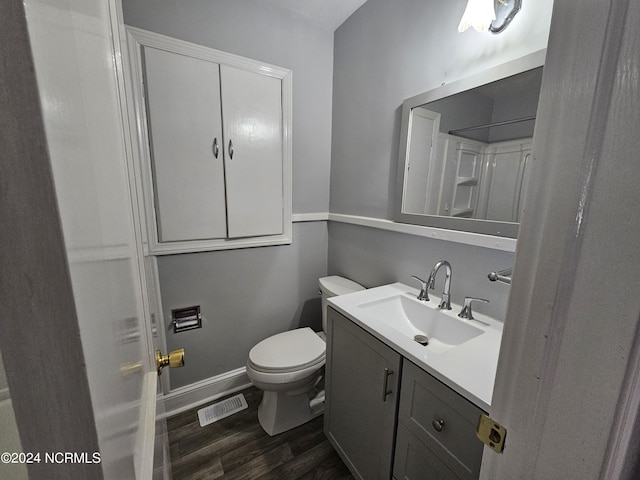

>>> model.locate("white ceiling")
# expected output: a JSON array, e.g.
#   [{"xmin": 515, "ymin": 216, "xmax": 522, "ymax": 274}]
[{"xmin": 262, "ymin": 0, "xmax": 369, "ymax": 31}]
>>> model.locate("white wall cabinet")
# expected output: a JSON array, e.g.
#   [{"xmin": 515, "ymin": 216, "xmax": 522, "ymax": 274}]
[{"xmin": 126, "ymin": 28, "xmax": 292, "ymax": 254}]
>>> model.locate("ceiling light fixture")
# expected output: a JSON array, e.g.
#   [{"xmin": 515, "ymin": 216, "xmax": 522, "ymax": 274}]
[{"xmin": 458, "ymin": 0, "xmax": 522, "ymax": 34}]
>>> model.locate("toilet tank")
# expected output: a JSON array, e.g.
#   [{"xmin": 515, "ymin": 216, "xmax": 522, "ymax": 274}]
[{"xmin": 319, "ymin": 276, "xmax": 365, "ymax": 332}]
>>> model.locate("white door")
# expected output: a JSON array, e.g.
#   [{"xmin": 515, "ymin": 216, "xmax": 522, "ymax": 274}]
[
  {"xmin": 403, "ymin": 107, "xmax": 441, "ymax": 214},
  {"xmin": 143, "ymin": 47, "xmax": 227, "ymax": 242},
  {"xmin": 13, "ymin": 0, "xmax": 171, "ymax": 478},
  {"xmin": 481, "ymin": 1, "xmax": 640, "ymax": 478},
  {"xmin": 221, "ymin": 65, "xmax": 284, "ymax": 238}
]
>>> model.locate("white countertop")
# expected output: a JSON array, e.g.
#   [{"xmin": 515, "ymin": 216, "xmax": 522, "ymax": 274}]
[{"xmin": 328, "ymin": 282, "xmax": 503, "ymax": 412}]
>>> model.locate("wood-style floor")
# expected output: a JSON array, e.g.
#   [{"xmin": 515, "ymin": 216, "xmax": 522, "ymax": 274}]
[{"xmin": 168, "ymin": 387, "xmax": 355, "ymax": 480}]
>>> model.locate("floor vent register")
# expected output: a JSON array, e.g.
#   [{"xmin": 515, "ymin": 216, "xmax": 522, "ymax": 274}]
[{"xmin": 197, "ymin": 393, "xmax": 248, "ymax": 427}]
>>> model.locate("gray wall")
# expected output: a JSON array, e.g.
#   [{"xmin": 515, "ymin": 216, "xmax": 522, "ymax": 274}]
[
  {"xmin": 329, "ymin": 223, "xmax": 513, "ymax": 320},
  {"xmin": 488, "ymin": 68, "xmax": 542, "ymax": 143},
  {"xmin": 123, "ymin": 0, "xmax": 334, "ymax": 388},
  {"xmin": 158, "ymin": 223, "xmax": 327, "ymax": 387},
  {"xmin": 330, "ymin": 0, "xmax": 553, "ymax": 219},
  {"xmin": 328, "ymin": 0, "xmax": 553, "ymax": 320},
  {"xmin": 428, "ymin": 91, "xmax": 495, "ymax": 143}
]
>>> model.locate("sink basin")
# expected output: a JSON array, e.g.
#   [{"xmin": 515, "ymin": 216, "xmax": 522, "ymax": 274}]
[
  {"xmin": 328, "ymin": 282, "xmax": 503, "ymax": 410},
  {"xmin": 358, "ymin": 294, "xmax": 483, "ymax": 353}
]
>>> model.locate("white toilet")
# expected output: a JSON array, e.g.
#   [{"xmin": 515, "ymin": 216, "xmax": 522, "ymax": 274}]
[{"xmin": 246, "ymin": 275, "xmax": 365, "ymax": 436}]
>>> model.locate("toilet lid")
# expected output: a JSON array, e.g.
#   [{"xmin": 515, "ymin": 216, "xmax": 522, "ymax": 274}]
[{"xmin": 248, "ymin": 327, "xmax": 325, "ymax": 373}]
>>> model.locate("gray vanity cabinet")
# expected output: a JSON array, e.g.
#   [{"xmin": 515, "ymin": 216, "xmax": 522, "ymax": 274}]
[
  {"xmin": 393, "ymin": 361, "xmax": 484, "ymax": 480},
  {"xmin": 325, "ymin": 308, "xmax": 485, "ymax": 480},
  {"xmin": 325, "ymin": 307, "xmax": 401, "ymax": 480}
]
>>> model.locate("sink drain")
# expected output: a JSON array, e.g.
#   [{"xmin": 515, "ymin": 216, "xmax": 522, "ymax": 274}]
[{"xmin": 414, "ymin": 334, "xmax": 429, "ymax": 346}]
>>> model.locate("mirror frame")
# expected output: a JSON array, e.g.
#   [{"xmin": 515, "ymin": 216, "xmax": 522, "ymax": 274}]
[{"xmin": 394, "ymin": 50, "xmax": 546, "ymax": 239}]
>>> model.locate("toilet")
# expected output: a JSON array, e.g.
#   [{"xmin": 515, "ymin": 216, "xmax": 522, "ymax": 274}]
[{"xmin": 246, "ymin": 276, "xmax": 365, "ymax": 436}]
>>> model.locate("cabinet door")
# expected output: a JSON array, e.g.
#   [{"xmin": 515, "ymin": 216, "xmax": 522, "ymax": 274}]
[
  {"xmin": 143, "ymin": 46, "xmax": 227, "ymax": 242},
  {"xmin": 325, "ymin": 308, "xmax": 401, "ymax": 480},
  {"xmin": 394, "ymin": 423, "xmax": 464, "ymax": 480},
  {"xmin": 395, "ymin": 361, "xmax": 484, "ymax": 480},
  {"xmin": 220, "ymin": 65, "xmax": 283, "ymax": 238}
]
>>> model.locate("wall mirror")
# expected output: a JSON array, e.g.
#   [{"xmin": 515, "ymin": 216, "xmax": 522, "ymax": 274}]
[{"xmin": 395, "ymin": 51, "xmax": 545, "ymax": 238}]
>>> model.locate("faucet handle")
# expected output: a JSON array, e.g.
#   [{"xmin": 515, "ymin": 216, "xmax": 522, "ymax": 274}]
[
  {"xmin": 410, "ymin": 275, "xmax": 429, "ymax": 302},
  {"xmin": 458, "ymin": 297, "xmax": 489, "ymax": 320}
]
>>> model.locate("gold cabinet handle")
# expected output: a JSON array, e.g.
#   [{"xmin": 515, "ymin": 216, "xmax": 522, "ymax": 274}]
[{"xmin": 155, "ymin": 348, "xmax": 185, "ymax": 375}]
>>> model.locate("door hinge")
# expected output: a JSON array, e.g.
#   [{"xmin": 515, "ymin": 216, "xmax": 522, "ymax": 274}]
[{"xmin": 476, "ymin": 414, "xmax": 507, "ymax": 453}]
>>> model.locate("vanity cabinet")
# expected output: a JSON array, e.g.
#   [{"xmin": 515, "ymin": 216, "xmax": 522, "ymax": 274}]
[
  {"xmin": 126, "ymin": 28, "xmax": 292, "ymax": 254},
  {"xmin": 393, "ymin": 361, "xmax": 484, "ymax": 480},
  {"xmin": 325, "ymin": 308, "xmax": 485, "ymax": 480},
  {"xmin": 325, "ymin": 307, "xmax": 401, "ymax": 480}
]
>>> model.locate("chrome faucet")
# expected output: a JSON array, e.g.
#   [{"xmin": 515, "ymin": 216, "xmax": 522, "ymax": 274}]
[{"xmin": 427, "ymin": 260, "xmax": 452, "ymax": 310}]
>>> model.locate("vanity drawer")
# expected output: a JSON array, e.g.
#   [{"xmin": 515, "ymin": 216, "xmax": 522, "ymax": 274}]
[{"xmin": 397, "ymin": 361, "xmax": 484, "ymax": 480}]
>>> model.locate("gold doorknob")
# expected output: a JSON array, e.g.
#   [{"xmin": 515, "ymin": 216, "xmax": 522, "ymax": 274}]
[{"xmin": 156, "ymin": 348, "xmax": 185, "ymax": 375}]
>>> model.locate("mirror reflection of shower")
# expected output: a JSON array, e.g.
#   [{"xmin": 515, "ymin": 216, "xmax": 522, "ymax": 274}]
[{"xmin": 402, "ymin": 66, "xmax": 543, "ymax": 224}]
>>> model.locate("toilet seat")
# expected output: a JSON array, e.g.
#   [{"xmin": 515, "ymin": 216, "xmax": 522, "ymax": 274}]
[{"xmin": 248, "ymin": 327, "xmax": 325, "ymax": 373}]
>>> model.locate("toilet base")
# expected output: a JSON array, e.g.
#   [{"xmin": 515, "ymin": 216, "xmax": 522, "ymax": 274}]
[{"xmin": 257, "ymin": 389, "xmax": 324, "ymax": 436}]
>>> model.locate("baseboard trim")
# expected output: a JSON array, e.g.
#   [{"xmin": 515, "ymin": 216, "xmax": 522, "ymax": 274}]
[{"xmin": 161, "ymin": 367, "xmax": 251, "ymax": 419}]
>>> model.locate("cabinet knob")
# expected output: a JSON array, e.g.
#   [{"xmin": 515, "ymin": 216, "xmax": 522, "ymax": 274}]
[
  {"xmin": 432, "ymin": 418, "xmax": 445, "ymax": 432},
  {"xmin": 228, "ymin": 139, "xmax": 234, "ymax": 159}
]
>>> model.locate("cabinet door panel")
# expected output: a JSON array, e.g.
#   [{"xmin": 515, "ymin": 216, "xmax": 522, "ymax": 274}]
[
  {"xmin": 325, "ymin": 308, "xmax": 401, "ymax": 480},
  {"xmin": 220, "ymin": 65, "xmax": 283, "ymax": 238},
  {"xmin": 398, "ymin": 361, "xmax": 483, "ymax": 480},
  {"xmin": 143, "ymin": 47, "xmax": 227, "ymax": 242},
  {"xmin": 394, "ymin": 423, "xmax": 462, "ymax": 480}
]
